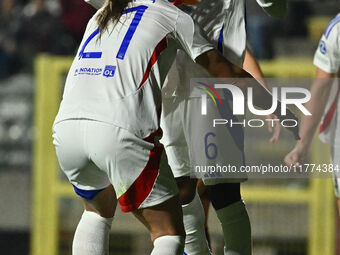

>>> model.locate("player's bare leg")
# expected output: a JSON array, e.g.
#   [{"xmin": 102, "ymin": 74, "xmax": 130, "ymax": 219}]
[
  {"xmin": 176, "ymin": 177, "xmax": 197, "ymax": 205},
  {"xmin": 73, "ymin": 185, "xmax": 117, "ymax": 255},
  {"xmin": 133, "ymin": 195, "xmax": 186, "ymax": 255},
  {"xmin": 197, "ymin": 179, "xmax": 211, "ymax": 247},
  {"xmin": 75, "ymin": 185, "xmax": 185, "ymax": 255},
  {"xmin": 82, "ymin": 185, "xmax": 117, "ymax": 218},
  {"xmin": 175, "ymin": 176, "xmax": 212, "ymax": 255}
]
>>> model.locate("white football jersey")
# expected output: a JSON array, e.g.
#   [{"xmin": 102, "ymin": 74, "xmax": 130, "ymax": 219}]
[
  {"xmin": 162, "ymin": 0, "xmax": 246, "ymax": 98},
  {"xmin": 315, "ymin": 14, "xmax": 340, "ymax": 145},
  {"xmin": 189, "ymin": 0, "xmax": 246, "ymax": 67},
  {"xmin": 54, "ymin": 0, "xmax": 213, "ymax": 138},
  {"xmin": 314, "ymin": 13, "xmax": 340, "ymax": 74}
]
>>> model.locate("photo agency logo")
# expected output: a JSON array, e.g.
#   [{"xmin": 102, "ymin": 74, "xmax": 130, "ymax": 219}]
[
  {"xmin": 197, "ymin": 80, "xmax": 312, "ymax": 128},
  {"xmin": 189, "ymin": 78, "xmax": 340, "ymax": 179}
]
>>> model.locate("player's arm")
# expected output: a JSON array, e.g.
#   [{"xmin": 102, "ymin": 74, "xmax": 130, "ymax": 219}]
[
  {"xmin": 285, "ymin": 22, "xmax": 340, "ymax": 166},
  {"xmin": 195, "ymin": 49, "xmax": 299, "ymax": 140},
  {"xmin": 244, "ymin": 47, "xmax": 281, "ymax": 142},
  {"xmin": 84, "ymin": 0, "xmax": 105, "ymax": 9},
  {"xmin": 175, "ymin": 10, "xmax": 298, "ymax": 139},
  {"xmin": 195, "ymin": 49, "xmax": 245, "ymax": 78},
  {"xmin": 284, "ymin": 69, "xmax": 336, "ymax": 165},
  {"xmin": 256, "ymin": 0, "xmax": 287, "ymax": 18},
  {"xmin": 243, "ymin": 47, "xmax": 265, "ymax": 82},
  {"xmin": 195, "ymin": 49, "xmax": 271, "ymax": 104},
  {"xmin": 296, "ymin": 70, "xmax": 335, "ymax": 148}
]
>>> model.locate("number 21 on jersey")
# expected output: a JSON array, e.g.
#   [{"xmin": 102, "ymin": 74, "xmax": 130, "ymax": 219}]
[{"xmin": 77, "ymin": 5, "xmax": 148, "ymax": 77}]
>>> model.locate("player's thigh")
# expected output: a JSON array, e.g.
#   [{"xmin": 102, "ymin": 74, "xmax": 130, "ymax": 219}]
[
  {"xmin": 175, "ymin": 176, "xmax": 197, "ymax": 205},
  {"xmin": 207, "ymin": 182, "xmax": 241, "ymax": 210},
  {"xmin": 83, "ymin": 185, "xmax": 117, "ymax": 218},
  {"xmin": 161, "ymin": 97, "xmax": 191, "ymax": 178},
  {"xmin": 132, "ymin": 195, "xmax": 185, "ymax": 241}
]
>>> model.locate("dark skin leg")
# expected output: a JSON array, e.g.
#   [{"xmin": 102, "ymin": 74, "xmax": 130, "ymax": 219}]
[
  {"xmin": 173, "ymin": 176, "xmax": 242, "ymax": 215},
  {"xmin": 197, "ymin": 179, "xmax": 211, "ymax": 247},
  {"xmin": 175, "ymin": 176, "xmax": 198, "ymax": 205},
  {"xmin": 207, "ymin": 183, "xmax": 241, "ymax": 211}
]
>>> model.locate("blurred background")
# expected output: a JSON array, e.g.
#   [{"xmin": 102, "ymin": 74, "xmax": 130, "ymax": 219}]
[{"xmin": 0, "ymin": 0, "xmax": 340, "ymax": 254}]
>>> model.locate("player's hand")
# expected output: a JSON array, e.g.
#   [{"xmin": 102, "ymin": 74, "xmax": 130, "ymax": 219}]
[
  {"xmin": 266, "ymin": 114, "xmax": 281, "ymax": 143},
  {"xmin": 284, "ymin": 143, "xmax": 307, "ymax": 167}
]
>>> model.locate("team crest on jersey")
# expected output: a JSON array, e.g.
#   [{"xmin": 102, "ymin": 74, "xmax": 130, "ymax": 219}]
[
  {"xmin": 319, "ymin": 40, "xmax": 327, "ymax": 55},
  {"xmin": 103, "ymin": 65, "xmax": 116, "ymax": 78}
]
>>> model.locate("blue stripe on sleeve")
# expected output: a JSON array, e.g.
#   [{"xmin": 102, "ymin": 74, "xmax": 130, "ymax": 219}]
[{"xmin": 324, "ymin": 16, "xmax": 340, "ymax": 39}]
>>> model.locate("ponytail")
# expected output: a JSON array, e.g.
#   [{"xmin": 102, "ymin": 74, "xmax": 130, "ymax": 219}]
[{"xmin": 96, "ymin": 0, "xmax": 131, "ymax": 35}]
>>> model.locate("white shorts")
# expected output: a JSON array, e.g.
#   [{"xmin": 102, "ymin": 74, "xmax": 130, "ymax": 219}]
[
  {"xmin": 53, "ymin": 119, "xmax": 178, "ymax": 212},
  {"xmin": 186, "ymin": 97, "xmax": 247, "ymax": 184},
  {"xmin": 161, "ymin": 96, "xmax": 247, "ymax": 184}
]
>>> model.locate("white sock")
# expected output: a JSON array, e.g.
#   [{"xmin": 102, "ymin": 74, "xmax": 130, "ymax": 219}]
[
  {"xmin": 182, "ymin": 192, "xmax": 211, "ymax": 255},
  {"xmin": 216, "ymin": 201, "xmax": 252, "ymax": 255},
  {"xmin": 151, "ymin": 235, "xmax": 185, "ymax": 255},
  {"xmin": 72, "ymin": 210, "xmax": 113, "ymax": 255}
]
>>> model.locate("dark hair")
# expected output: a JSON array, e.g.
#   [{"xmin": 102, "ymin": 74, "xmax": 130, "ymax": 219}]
[{"xmin": 96, "ymin": 0, "xmax": 131, "ymax": 35}]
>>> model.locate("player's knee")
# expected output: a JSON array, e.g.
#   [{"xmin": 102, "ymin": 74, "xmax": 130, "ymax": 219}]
[
  {"xmin": 83, "ymin": 185, "xmax": 117, "ymax": 218},
  {"xmin": 84, "ymin": 202, "xmax": 115, "ymax": 218},
  {"xmin": 151, "ymin": 230, "xmax": 186, "ymax": 243},
  {"xmin": 175, "ymin": 176, "xmax": 197, "ymax": 205},
  {"xmin": 149, "ymin": 216, "xmax": 186, "ymax": 242},
  {"xmin": 147, "ymin": 215, "xmax": 186, "ymax": 242},
  {"xmin": 208, "ymin": 183, "xmax": 241, "ymax": 210}
]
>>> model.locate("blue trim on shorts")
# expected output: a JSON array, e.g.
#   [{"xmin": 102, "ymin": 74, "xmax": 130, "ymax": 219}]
[{"xmin": 72, "ymin": 185, "xmax": 106, "ymax": 200}]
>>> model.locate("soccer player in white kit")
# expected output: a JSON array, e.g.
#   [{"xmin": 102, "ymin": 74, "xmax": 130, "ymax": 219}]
[
  {"xmin": 85, "ymin": 1, "xmax": 289, "ymax": 255},
  {"xmin": 161, "ymin": 1, "xmax": 252, "ymax": 254},
  {"xmin": 53, "ymin": 0, "xmax": 214, "ymax": 254},
  {"xmin": 285, "ymin": 13, "xmax": 340, "ymax": 213},
  {"xmin": 162, "ymin": 1, "xmax": 286, "ymax": 254},
  {"xmin": 56, "ymin": 0, "xmax": 297, "ymax": 254}
]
